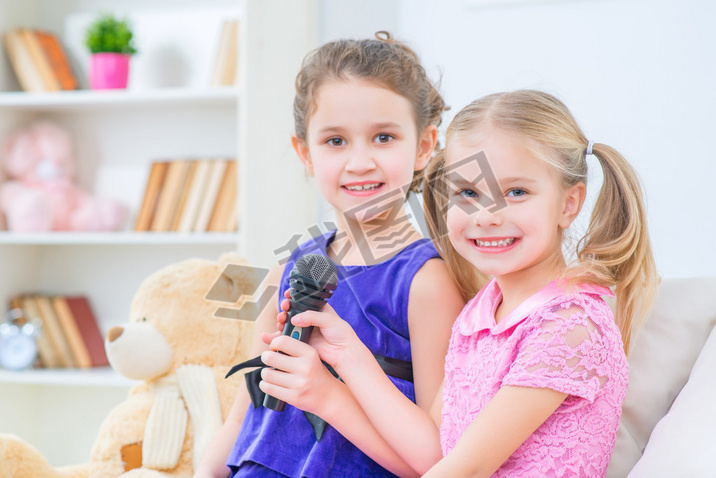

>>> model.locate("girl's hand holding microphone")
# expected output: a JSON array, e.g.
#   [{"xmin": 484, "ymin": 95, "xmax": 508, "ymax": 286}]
[{"xmin": 259, "ymin": 290, "xmax": 361, "ymax": 415}]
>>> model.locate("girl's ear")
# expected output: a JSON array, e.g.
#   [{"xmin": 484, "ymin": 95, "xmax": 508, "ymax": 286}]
[
  {"xmin": 414, "ymin": 124, "xmax": 438, "ymax": 171},
  {"xmin": 292, "ymin": 135, "xmax": 313, "ymax": 176},
  {"xmin": 558, "ymin": 182, "xmax": 587, "ymax": 229}
]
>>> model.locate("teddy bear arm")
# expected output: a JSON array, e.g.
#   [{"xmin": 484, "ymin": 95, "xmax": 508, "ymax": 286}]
[{"xmin": 89, "ymin": 392, "xmax": 155, "ymax": 476}]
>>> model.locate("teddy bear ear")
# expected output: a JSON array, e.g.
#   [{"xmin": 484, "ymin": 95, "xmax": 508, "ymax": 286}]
[{"xmin": 218, "ymin": 251, "xmax": 245, "ymax": 268}]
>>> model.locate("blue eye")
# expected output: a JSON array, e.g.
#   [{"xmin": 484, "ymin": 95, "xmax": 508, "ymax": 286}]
[
  {"xmin": 374, "ymin": 134, "xmax": 393, "ymax": 143},
  {"xmin": 459, "ymin": 189, "xmax": 478, "ymax": 198},
  {"xmin": 327, "ymin": 137, "xmax": 345, "ymax": 146},
  {"xmin": 507, "ymin": 188, "xmax": 527, "ymax": 197}
]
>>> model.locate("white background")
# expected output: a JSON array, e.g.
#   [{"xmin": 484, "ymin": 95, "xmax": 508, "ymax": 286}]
[{"xmin": 321, "ymin": 0, "xmax": 716, "ymax": 280}]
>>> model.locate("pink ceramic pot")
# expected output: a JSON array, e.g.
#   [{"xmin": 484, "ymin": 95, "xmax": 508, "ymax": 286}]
[{"xmin": 90, "ymin": 53, "xmax": 130, "ymax": 90}]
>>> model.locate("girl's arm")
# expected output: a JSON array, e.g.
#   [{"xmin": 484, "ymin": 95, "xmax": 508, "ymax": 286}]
[
  {"xmin": 194, "ymin": 263, "xmax": 284, "ymax": 478},
  {"xmin": 260, "ymin": 337, "xmax": 420, "ymax": 477},
  {"xmin": 424, "ymin": 385, "xmax": 567, "ymax": 477},
  {"xmin": 407, "ymin": 259, "xmax": 465, "ymax": 411},
  {"xmin": 266, "ymin": 258, "xmax": 464, "ymax": 474},
  {"xmin": 263, "ymin": 317, "xmax": 441, "ymax": 475}
]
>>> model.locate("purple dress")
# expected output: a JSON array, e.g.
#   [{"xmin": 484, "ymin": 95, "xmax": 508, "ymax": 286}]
[{"xmin": 226, "ymin": 231, "xmax": 440, "ymax": 477}]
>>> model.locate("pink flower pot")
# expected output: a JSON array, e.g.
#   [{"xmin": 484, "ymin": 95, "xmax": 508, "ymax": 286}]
[{"xmin": 90, "ymin": 53, "xmax": 130, "ymax": 90}]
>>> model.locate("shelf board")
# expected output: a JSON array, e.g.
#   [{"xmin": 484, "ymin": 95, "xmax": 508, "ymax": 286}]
[
  {"xmin": 0, "ymin": 232, "xmax": 239, "ymax": 245},
  {"xmin": 0, "ymin": 367, "xmax": 135, "ymax": 387},
  {"xmin": 0, "ymin": 87, "xmax": 239, "ymax": 112}
]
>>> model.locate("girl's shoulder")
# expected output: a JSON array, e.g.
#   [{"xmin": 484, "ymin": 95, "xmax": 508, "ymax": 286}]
[{"xmin": 528, "ymin": 286, "xmax": 618, "ymax": 338}]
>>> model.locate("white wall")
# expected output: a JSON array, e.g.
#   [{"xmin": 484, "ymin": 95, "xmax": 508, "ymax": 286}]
[{"xmin": 321, "ymin": 0, "xmax": 716, "ymax": 279}]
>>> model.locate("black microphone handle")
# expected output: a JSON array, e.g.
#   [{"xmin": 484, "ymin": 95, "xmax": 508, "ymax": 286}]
[{"xmin": 262, "ymin": 302, "xmax": 318, "ymax": 411}]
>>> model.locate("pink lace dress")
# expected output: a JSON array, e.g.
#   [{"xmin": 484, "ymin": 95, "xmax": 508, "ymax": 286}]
[{"xmin": 440, "ymin": 279, "xmax": 628, "ymax": 477}]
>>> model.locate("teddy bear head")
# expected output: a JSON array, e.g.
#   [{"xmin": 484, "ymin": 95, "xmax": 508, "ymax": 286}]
[
  {"xmin": 105, "ymin": 252, "xmax": 257, "ymax": 381},
  {"xmin": 2, "ymin": 122, "xmax": 75, "ymax": 183}
]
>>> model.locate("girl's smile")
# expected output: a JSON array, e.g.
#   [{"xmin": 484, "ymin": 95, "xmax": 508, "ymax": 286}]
[
  {"xmin": 471, "ymin": 236, "xmax": 519, "ymax": 253},
  {"xmin": 341, "ymin": 181, "xmax": 385, "ymax": 196}
]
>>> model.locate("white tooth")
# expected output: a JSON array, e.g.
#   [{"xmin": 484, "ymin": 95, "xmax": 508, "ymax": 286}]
[
  {"xmin": 490, "ymin": 241, "xmax": 497, "ymax": 246},
  {"xmin": 347, "ymin": 183, "xmax": 380, "ymax": 191}
]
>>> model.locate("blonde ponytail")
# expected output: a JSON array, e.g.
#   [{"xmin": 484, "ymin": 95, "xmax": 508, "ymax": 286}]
[{"xmin": 572, "ymin": 143, "xmax": 659, "ymax": 353}]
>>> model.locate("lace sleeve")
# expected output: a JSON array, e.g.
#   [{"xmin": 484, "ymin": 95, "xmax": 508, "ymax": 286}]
[{"xmin": 502, "ymin": 297, "xmax": 615, "ymax": 402}]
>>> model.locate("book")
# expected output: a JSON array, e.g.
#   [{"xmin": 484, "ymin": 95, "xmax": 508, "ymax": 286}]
[
  {"xmin": 225, "ymin": 204, "xmax": 239, "ymax": 232},
  {"xmin": 35, "ymin": 295, "xmax": 75, "ymax": 367},
  {"xmin": 21, "ymin": 295, "xmax": 60, "ymax": 368},
  {"xmin": 193, "ymin": 159, "xmax": 228, "ymax": 232},
  {"xmin": 64, "ymin": 296, "xmax": 109, "ymax": 367},
  {"xmin": 52, "ymin": 296, "xmax": 92, "ymax": 368},
  {"xmin": 150, "ymin": 160, "xmax": 191, "ymax": 232},
  {"xmin": 135, "ymin": 162, "xmax": 170, "ymax": 232},
  {"xmin": 34, "ymin": 30, "xmax": 78, "ymax": 90},
  {"xmin": 176, "ymin": 160, "xmax": 213, "ymax": 233},
  {"xmin": 210, "ymin": 20, "xmax": 239, "ymax": 87},
  {"xmin": 2, "ymin": 29, "xmax": 46, "ymax": 92},
  {"xmin": 170, "ymin": 160, "xmax": 200, "ymax": 231},
  {"xmin": 19, "ymin": 29, "xmax": 61, "ymax": 92},
  {"xmin": 207, "ymin": 159, "xmax": 237, "ymax": 232}
]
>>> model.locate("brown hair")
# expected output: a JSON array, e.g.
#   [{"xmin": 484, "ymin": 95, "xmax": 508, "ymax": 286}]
[
  {"xmin": 424, "ymin": 90, "xmax": 659, "ymax": 353},
  {"xmin": 293, "ymin": 31, "xmax": 446, "ymax": 193}
]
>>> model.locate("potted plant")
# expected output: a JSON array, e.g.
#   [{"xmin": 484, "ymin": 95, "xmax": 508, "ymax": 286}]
[{"xmin": 85, "ymin": 13, "xmax": 137, "ymax": 90}]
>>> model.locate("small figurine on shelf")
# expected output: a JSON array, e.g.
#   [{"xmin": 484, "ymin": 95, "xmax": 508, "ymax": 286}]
[
  {"xmin": 85, "ymin": 13, "xmax": 138, "ymax": 90},
  {"xmin": 0, "ymin": 121, "xmax": 127, "ymax": 232},
  {"xmin": 0, "ymin": 307, "xmax": 40, "ymax": 371}
]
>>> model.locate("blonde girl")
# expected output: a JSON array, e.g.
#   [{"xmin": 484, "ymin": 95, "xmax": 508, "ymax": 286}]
[
  {"xmin": 263, "ymin": 89, "xmax": 658, "ymax": 477},
  {"xmin": 196, "ymin": 33, "xmax": 464, "ymax": 478}
]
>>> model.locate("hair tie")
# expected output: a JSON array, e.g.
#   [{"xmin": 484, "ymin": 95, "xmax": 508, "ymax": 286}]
[{"xmin": 586, "ymin": 141, "xmax": 594, "ymax": 156}]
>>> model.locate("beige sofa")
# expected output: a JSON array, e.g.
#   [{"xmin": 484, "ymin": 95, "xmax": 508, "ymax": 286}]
[{"xmin": 607, "ymin": 277, "xmax": 716, "ymax": 477}]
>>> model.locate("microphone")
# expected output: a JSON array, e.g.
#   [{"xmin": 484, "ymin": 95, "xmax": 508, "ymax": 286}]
[{"xmin": 263, "ymin": 253, "xmax": 338, "ymax": 411}]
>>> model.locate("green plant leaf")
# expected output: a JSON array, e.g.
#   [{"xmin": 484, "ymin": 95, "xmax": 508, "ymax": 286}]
[{"xmin": 84, "ymin": 13, "xmax": 138, "ymax": 55}]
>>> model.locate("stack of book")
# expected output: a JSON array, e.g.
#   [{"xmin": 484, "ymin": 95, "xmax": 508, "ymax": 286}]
[
  {"xmin": 9, "ymin": 294, "xmax": 108, "ymax": 369},
  {"xmin": 135, "ymin": 158, "xmax": 238, "ymax": 233},
  {"xmin": 2, "ymin": 28, "xmax": 78, "ymax": 93}
]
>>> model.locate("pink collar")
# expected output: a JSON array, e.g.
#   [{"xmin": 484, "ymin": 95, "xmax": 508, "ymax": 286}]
[{"xmin": 459, "ymin": 278, "xmax": 614, "ymax": 336}]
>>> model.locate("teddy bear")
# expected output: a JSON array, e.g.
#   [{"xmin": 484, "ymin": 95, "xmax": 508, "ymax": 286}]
[
  {"xmin": 0, "ymin": 251, "xmax": 259, "ymax": 477},
  {"xmin": 0, "ymin": 121, "xmax": 127, "ymax": 232}
]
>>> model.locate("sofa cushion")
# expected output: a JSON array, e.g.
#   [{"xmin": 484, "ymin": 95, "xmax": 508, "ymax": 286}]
[
  {"xmin": 627, "ymin": 323, "xmax": 716, "ymax": 476},
  {"xmin": 606, "ymin": 276, "xmax": 716, "ymax": 477}
]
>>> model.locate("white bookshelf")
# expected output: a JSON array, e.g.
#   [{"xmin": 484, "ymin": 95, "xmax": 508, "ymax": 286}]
[
  {"xmin": 0, "ymin": 232, "xmax": 239, "ymax": 245},
  {"xmin": 0, "ymin": 367, "xmax": 135, "ymax": 387},
  {"xmin": 0, "ymin": 87, "xmax": 239, "ymax": 111},
  {"xmin": 0, "ymin": 0, "xmax": 319, "ymax": 467}
]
